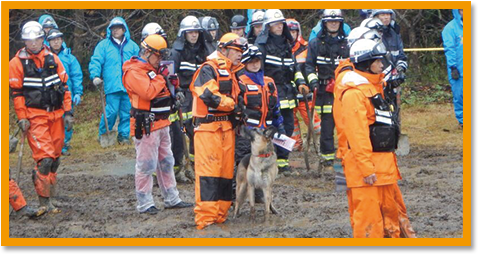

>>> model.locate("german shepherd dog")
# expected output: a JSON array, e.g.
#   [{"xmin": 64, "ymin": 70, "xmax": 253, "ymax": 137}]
[{"xmin": 233, "ymin": 126, "xmax": 279, "ymax": 221}]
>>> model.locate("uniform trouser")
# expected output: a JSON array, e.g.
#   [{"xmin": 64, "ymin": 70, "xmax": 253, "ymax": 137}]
[
  {"xmin": 347, "ymin": 184, "xmax": 401, "ymax": 238},
  {"xmin": 27, "ymin": 114, "xmax": 64, "ymax": 197},
  {"xmin": 449, "ymin": 77, "xmax": 463, "ymax": 124},
  {"xmin": 169, "ymin": 119, "xmax": 184, "ymax": 170},
  {"xmin": 276, "ymin": 108, "xmax": 294, "ymax": 168},
  {"xmin": 9, "ymin": 179, "xmax": 27, "ymax": 211},
  {"xmin": 134, "ymin": 126, "xmax": 182, "ymax": 212},
  {"xmin": 315, "ymin": 91, "xmax": 335, "ymax": 161},
  {"xmin": 194, "ymin": 124, "xmax": 235, "ymax": 230},
  {"xmin": 181, "ymin": 90, "xmax": 195, "ymax": 161},
  {"xmin": 292, "ymin": 101, "xmax": 321, "ymax": 149},
  {"xmin": 62, "ymin": 104, "xmax": 74, "ymax": 152},
  {"xmin": 99, "ymin": 91, "xmax": 131, "ymax": 139}
]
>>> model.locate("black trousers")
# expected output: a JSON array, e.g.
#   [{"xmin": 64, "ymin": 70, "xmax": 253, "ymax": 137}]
[
  {"xmin": 315, "ymin": 89, "xmax": 335, "ymax": 159},
  {"xmin": 169, "ymin": 120, "xmax": 184, "ymax": 167},
  {"xmin": 276, "ymin": 108, "xmax": 294, "ymax": 165}
]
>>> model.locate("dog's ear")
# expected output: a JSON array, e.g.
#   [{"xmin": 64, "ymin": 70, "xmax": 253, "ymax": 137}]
[
  {"xmin": 264, "ymin": 126, "xmax": 277, "ymax": 140},
  {"xmin": 241, "ymin": 125, "xmax": 255, "ymax": 140}
]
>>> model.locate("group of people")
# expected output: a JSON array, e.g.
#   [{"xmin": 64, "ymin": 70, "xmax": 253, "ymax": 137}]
[{"xmin": 9, "ymin": 9, "xmax": 463, "ymax": 238}]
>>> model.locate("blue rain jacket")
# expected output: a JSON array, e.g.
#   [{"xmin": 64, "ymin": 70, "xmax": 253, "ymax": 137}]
[{"xmin": 57, "ymin": 46, "xmax": 83, "ymax": 96}]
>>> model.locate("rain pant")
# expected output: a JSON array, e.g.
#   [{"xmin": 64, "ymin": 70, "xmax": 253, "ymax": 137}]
[
  {"xmin": 335, "ymin": 69, "xmax": 406, "ymax": 238},
  {"xmin": 55, "ymin": 46, "xmax": 83, "ymax": 153},
  {"xmin": 292, "ymin": 100, "xmax": 321, "ymax": 151},
  {"xmin": 9, "ymin": 46, "xmax": 71, "ymax": 197},
  {"xmin": 88, "ymin": 17, "xmax": 139, "ymax": 139},
  {"xmin": 9, "ymin": 179, "xmax": 27, "ymax": 211},
  {"xmin": 442, "ymin": 9, "xmax": 463, "ymax": 124},
  {"xmin": 123, "ymin": 56, "xmax": 182, "ymax": 212},
  {"xmin": 134, "ymin": 127, "xmax": 182, "ymax": 212},
  {"xmin": 190, "ymin": 51, "xmax": 242, "ymax": 229}
]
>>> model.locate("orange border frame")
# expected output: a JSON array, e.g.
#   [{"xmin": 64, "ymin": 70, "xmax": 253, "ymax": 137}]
[{"xmin": 2, "ymin": 1, "xmax": 471, "ymax": 246}]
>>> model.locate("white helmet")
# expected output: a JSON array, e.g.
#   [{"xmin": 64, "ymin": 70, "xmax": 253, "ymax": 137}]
[
  {"xmin": 322, "ymin": 9, "xmax": 344, "ymax": 22},
  {"xmin": 347, "ymin": 27, "xmax": 371, "ymax": 47},
  {"xmin": 349, "ymin": 39, "xmax": 387, "ymax": 63},
  {"xmin": 372, "ymin": 9, "xmax": 396, "ymax": 19},
  {"xmin": 177, "ymin": 16, "xmax": 202, "ymax": 37},
  {"xmin": 141, "ymin": 22, "xmax": 166, "ymax": 41},
  {"xmin": 348, "ymin": 27, "xmax": 382, "ymax": 47},
  {"xmin": 22, "ymin": 21, "xmax": 45, "ymax": 40},
  {"xmin": 251, "ymin": 11, "xmax": 265, "ymax": 25},
  {"xmin": 263, "ymin": 9, "xmax": 285, "ymax": 27},
  {"xmin": 360, "ymin": 18, "xmax": 384, "ymax": 31}
]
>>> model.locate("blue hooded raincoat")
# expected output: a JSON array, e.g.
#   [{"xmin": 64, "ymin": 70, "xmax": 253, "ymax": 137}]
[
  {"xmin": 88, "ymin": 17, "xmax": 139, "ymax": 139},
  {"xmin": 442, "ymin": 9, "xmax": 463, "ymax": 124}
]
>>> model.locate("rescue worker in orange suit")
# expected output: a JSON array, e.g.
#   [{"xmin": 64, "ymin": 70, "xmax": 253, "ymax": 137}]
[
  {"xmin": 334, "ymin": 38, "xmax": 414, "ymax": 238},
  {"xmin": 255, "ymin": 9, "xmax": 306, "ymax": 175},
  {"xmin": 287, "ymin": 18, "xmax": 321, "ymax": 152},
  {"xmin": 171, "ymin": 16, "xmax": 209, "ymax": 175},
  {"xmin": 305, "ymin": 9, "xmax": 349, "ymax": 170},
  {"xmin": 123, "ymin": 34, "xmax": 193, "ymax": 215},
  {"xmin": 9, "ymin": 21, "xmax": 72, "ymax": 213},
  {"xmin": 190, "ymin": 33, "xmax": 247, "ymax": 229}
]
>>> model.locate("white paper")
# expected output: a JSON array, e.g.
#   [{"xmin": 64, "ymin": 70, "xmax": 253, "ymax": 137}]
[{"xmin": 272, "ymin": 133, "xmax": 296, "ymax": 152}]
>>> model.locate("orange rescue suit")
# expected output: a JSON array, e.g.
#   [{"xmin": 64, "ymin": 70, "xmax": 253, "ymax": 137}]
[
  {"xmin": 9, "ymin": 46, "xmax": 70, "ymax": 198},
  {"xmin": 122, "ymin": 56, "xmax": 171, "ymax": 135},
  {"xmin": 336, "ymin": 68, "xmax": 403, "ymax": 238},
  {"xmin": 190, "ymin": 51, "xmax": 243, "ymax": 230}
]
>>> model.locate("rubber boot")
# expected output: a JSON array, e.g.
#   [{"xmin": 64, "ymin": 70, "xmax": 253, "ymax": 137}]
[
  {"xmin": 18, "ymin": 205, "xmax": 47, "ymax": 218},
  {"xmin": 39, "ymin": 196, "xmax": 60, "ymax": 214}
]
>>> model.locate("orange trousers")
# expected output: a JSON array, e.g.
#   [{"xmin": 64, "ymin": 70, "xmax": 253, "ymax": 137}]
[
  {"xmin": 292, "ymin": 101, "xmax": 321, "ymax": 151},
  {"xmin": 27, "ymin": 113, "xmax": 64, "ymax": 197},
  {"xmin": 9, "ymin": 179, "xmax": 27, "ymax": 211},
  {"xmin": 346, "ymin": 183, "xmax": 416, "ymax": 238},
  {"xmin": 347, "ymin": 184, "xmax": 401, "ymax": 238},
  {"xmin": 194, "ymin": 122, "xmax": 235, "ymax": 230}
]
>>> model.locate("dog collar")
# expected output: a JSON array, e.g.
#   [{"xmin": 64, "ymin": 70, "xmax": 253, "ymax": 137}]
[{"xmin": 256, "ymin": 152, "xmax": 273, "ymax": 158}]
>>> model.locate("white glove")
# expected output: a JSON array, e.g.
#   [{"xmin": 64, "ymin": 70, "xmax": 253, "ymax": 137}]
[{"xmin": 93, "ymin": 77, "xmax": 103, "ymax": 87}]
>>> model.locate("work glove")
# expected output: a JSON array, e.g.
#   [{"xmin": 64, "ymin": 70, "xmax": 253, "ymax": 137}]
[
  {"xmin": 92, "ymin": 77, "xmax": 103, "ymax": 87},
  {"xmin": 451, "ymin": 67, "xmax": 460, "ymax": 80},
  {"xmin": 159, "ymin": 65, "xmax": 170, "ymax": 77},
  {"xmin": 64, "ymin": 113, "xmax": 74, "ymax": 132},
  {"xmin": 309, "ymin": 80, "xmax": 319, "ymax": 92},
  {"xmin": 298, "ymin": 84, "xmax": 309, "ymax": 95},
  {"xmin": 233, "ymin": 96, "xmax": 245, "ymax": 118},
  {"xmin": 168, "ymin": 74, "xmax": 179, "ymax": 87},
  {"xmin": 176, "ymin": 90, "xmax": 185, "ymax": 105},
  {"xmin": 73, "ymin": 94, "xmax": 81, "ymax": 106},
  {"xmin": 276, "ymin": 124, "xmax": 286, "ymax": 139},
  {"xmin": 395, "ymin": 65, "xmax": 405, "ymax": 74},
  {"xmin": 18, "ymin": 119, "xmax": 30, "ymax": 132}
]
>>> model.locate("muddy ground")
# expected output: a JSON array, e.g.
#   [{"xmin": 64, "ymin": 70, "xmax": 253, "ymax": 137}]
[{"xmin": 8, "ymin": 105, "xmax": 463, "ymax": 238}]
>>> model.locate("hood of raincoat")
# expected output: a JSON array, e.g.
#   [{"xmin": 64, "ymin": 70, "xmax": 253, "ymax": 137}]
[
  {"xmin": 106, "ymin": 16, "xmax": 132, "ymax": 41},
  {"xmin": 452, "ymin": 9, "xmax": 463, "ymax": 27},
  {"xmin": 38, "ymin": 14, "xmax": 58, "ymax": 29}
]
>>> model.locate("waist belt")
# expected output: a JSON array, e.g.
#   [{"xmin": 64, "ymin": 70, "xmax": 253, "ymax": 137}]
[
  {"xmin": 131, "ymin": 108, "xmax": 169, "ymax": 121},
  {"xmin": 195, "ymin": 114, "xmax": 231, "ymax": 124}
]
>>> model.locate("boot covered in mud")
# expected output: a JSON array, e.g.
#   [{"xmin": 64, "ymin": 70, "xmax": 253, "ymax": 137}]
[
  {"xmin": 399, "ymin": 216, "xmax": 417, "ymax": 238},
  {"xmin": 39, "ymin": 196, "xmax": 61, "ymax": 214},
  {"xmin": 17, "ymin": 205, "xmax": 47, "ymax": 218},
  {"xmin": 174, "ymin": 164, "xmax": 193, "ymax": 184}
]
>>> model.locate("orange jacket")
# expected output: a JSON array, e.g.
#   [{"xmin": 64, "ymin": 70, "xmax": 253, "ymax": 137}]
[
  {"xmin": 333, "ymin": 59, "xmax": 354, "ymax": 160},
  {"xmin": 9, "ymin": 46, "xmax": 70, "ymax": 120},
  {"xmin": 123, "ymin": 56, "xmax": 171, "ymax": 134},
  {"xmin": 190, "ymin": 51, "xmax": 243, "ymax": 132},
  {"xmin": 336, "ymin": 69, "xmax": 401, "ymax": 188},
  {"xmin": 238, "ymin": 74, "xmax": 278, "ymax": 128}
]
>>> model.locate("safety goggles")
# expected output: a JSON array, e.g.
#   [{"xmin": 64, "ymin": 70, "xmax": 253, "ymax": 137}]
[
  {"xmin": 223, "ymin": 37, "xmax": 248, "ymax": 52},
  {"xmin": 42, "ymin": 19, "xmax": 56, "ymax": 28},
  {"xmin": 352, "ymin": 41, "xmax": 387, "ymax": 63}
]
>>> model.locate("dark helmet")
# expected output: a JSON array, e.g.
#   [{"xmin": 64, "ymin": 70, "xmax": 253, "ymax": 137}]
[
  {"xmin": 46, "ymin": 28, "xmax": 63, "ymax": 41},
  {"xmin": 230, "ymin": 15, "xmax": 247, "ymax": 29}
]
